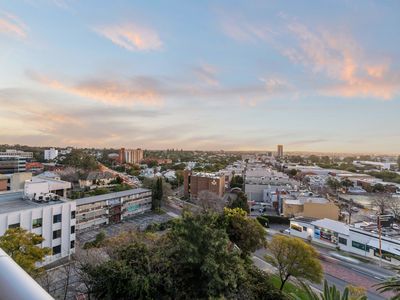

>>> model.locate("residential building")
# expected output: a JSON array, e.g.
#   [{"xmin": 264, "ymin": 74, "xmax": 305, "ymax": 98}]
[
  {"xmin": 0, "ymin": 155, "xmax": 27, "ymax": 174},
  {"xmin": 277, "ymin": 145, "xmax": 284, "ymax": 158},
  {"xmin": 78, "ymin": 171, "xmax": 115, "ymax": 189},
  {"xmin": 0, "ymin": 191, "xmax": 76, "ymax": 265},
  {"xmin": 75, "ymin": 188, "xmax": 152, "ymax": 231},
  {"xmin": 183, "ymin": 170, "xmax": 225, "ymax": 199},
  {"xmin": 0, "ymin": 172, "xmax": 32, "ymax": 192},
  {"xmin": 119, "ymin": 148, "xmax": 144, "ymax": 164},
  {"xmin": 44, "ymin": 148, "xmax": 58, "ymax": 161}
]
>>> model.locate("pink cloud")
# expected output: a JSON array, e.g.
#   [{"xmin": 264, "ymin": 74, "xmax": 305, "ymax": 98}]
[
  {"xmin": 27, "ymin": 70, "xmax": 162, "ymax": 106},
  {"xmin": 93, "ymin": 22, "xmax": 162, "ymax": 51},
  {"xmin": 0, "ymin": 11, "xmax": 28, "ymax": 39}
]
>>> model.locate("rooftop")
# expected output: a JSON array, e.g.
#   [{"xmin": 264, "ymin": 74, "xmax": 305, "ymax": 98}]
[
  {"xmin": 311, "ymin": 218, "xmax": 349, "ymax": 235},
  {"xmin": 0, "ymin": 191, "xmax": 66, "ymax": 214}
]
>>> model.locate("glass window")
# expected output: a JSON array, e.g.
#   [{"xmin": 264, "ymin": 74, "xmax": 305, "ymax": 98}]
[
  {"xmin": 71, "ymin": 240, "xmax": 75, "ymax": 249},
  {"xmin": 71, "ymin": 225, "xmax": 75, "ymax": 234},
  {"xmin": 32, "ymin": 218, "xmax": 42, "ymax": 228},
  {"xmin": 8, "ymin": 223, "xmax": 20, "ymax": 229},
  {"xmin": 339, "ymin": 237, "xmax": 347, "ymax": 245},
  {"xmin": 53, "ymin": 229, "xmax": 62, "ymax": 239},
  {"xmin": 53, "ymin": 214, "xmax": 62, "ymax": 223},
  {"xmin": 52, "ymin": 245, "xmax": 61, "ymax": 255},
  {"xmin": 352, "ymin": 241, "xmax": 366, "ymax": 250},
  {"xmin": 71, "ymin": 211, "xmax": 76, "ymax": 219},
  {"xmin": 302, "ymin": 226, "xmax": 307, "ymax": 231}
]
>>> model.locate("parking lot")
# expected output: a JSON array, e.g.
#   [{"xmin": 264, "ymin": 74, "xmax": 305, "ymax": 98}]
[{"xmin": 77, "ymin": 211, "xmax": 174, "ymax": 244}]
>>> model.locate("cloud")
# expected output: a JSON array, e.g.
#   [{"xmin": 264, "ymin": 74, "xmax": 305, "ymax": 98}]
[
  {"xmin": 0, "ymin": 11, "xmax": 28, "ymax": 39},
  {"xmin": 93, "ymin": 22, "xmax": 162, "ymax": 52},
  {"xmin": 26, "ymin": 70, "xmax": 162, "ymax": 107},
  {"xmin": 192, "ymin": 64, "xmax": 219, "ymax": 87},
  {"xmin": 220, "ymin": 13, "xmax": 400, "ymax": 100}
]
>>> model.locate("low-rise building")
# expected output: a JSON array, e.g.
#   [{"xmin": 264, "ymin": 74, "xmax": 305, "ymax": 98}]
[
  {"xmin": 78, "ymin": 171, "xmax": 115, "ymax": 189},
  {"xmin": 0, "ymin": 191, "xmax": 76, "ymax": 265},
  {"xmin": 183, "ymin": 171, "xmax": 225, "ymax": 199},
  {"xmin": 44, "ymin": 148, "xmax": 58, "ymax": 161},
  {"xmin": 0, "ymin": 172, "xmax": 32, "ymax": 192},
  {"xmin": 290, "ymin": 216, "xmax": 400, "ymax": 265},
  {"xmin": 283, "ymin": 196, "xmax": 340, "ymax": 220},
  {"xmin": 75, "ymin": 188, "xmax": 152, "ymax": 231}
]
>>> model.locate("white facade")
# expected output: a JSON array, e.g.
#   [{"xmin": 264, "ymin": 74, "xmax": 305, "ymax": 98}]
[
  {"xmin": 0, "ymin": 191, "xmax": 76, "ymax": 265},
  {"xmin": 44, "ymin": 148, "xmax": 58, "ymax": 161}
]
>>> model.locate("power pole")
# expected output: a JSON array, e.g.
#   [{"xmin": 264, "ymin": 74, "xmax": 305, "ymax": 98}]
[{"xmin": 378, "ymin": 215, "xmax": 382, "ymax": 266}]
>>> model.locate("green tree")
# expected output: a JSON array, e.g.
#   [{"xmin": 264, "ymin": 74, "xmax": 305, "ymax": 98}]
[
  {"xmin": 166, "ymin": 211, "xmax": 246, "ymax": 299},
  {"xmin": 230, "ymin": 175, "xmax": 244, "ymax": 189},
  {"xmin": 152, "ymin": 177, "xmax": 163, "ymax": 211},
  {"xmin": 228, "ymin": 191, "xmax": 250, "ymax": 213},
  {"xmin": 265, "ymin": 235, "xmax": 323, "ymax": 290},
  {"xmin": 291, "ymin": 280, "xmax": 367, "ymax": 300},
  {"xmin": 398, "ymin": 155, "xmax": 400, "ymax": 170},
  {"xmin": 61, "ymin": 149, "xmax": 99, "ymax": 170},
  {"xmin": 326, "ymin": 177, "xmax": 341, "ymax": 193},
  {"xmin": 376, "ymin": 265, "xmax": 400, "ymax": 298},
  {"xmin": 0, "ymin": 227, "xmax": 51, "ymax": 276},
  {"xmin": 223, "ymin": 208, "xmax": 266, "ymax": 256}
]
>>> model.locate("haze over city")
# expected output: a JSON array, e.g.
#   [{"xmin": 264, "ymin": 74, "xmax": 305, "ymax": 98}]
[{"xmin": 1, "ymin": 0, "xmax": 399, "ymax": 153}]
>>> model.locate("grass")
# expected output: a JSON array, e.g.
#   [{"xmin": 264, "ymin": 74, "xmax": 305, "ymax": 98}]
[{"xmin": 270, "ymin": 275, "xmax": 310, "ymax": 300}]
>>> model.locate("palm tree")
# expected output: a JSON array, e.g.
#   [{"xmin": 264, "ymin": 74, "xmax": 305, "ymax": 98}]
[
  {"xmin": 290, "ymin": 280, "xmax": 367, "ymax": 300},
  {"xmin": 375, "ymin": 265, "xmax": 400, "ymax": 299}
]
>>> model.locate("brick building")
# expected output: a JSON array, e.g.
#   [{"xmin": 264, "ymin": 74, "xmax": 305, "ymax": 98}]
[{"xmin": 184, "ymin": 170, "xmax": 225, "ymax": 199}]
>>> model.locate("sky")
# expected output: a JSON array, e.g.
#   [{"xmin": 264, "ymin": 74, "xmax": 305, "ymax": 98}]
[{"xmin": 0, "ymin": 0, "xmax": 399, "ymax": 153}]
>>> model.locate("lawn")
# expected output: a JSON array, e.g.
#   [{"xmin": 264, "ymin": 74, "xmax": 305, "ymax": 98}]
[{"xmin": 270, "ymin": 275, "xmax": 311, "ymax": 300}]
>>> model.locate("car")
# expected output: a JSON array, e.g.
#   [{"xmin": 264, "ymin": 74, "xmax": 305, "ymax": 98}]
[
  {"xmin": 283, "ymin": 228, "xmax": 290, "ymax": 234},
  {"xmin": 259, "ymin": 207, "xmax": 267, "ymax": 213},
  {"xmin": 393, "ymin": 224, "xmax": 400, "ymax": 230}
]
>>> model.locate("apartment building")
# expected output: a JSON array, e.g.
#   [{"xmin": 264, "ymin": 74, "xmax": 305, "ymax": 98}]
[
  {"xmin": 0, "ymin": 191, "xmax": 76, "ymax": 265},
  {"xmin": 277, "ymin": 145, "xmax": 284, "ymax": 158},
  {"xmin": 44, "ymin": 148, "xmax": 58, "ymax": 160},
  {"xmin": 75, "ymin": 188, "xmax": 152, "ymax": 231},
  {"xmin": 183, "ymin": 170, "xmax": 225, "ymax": 199},
  {"xmin": 0, "ymin": 150, "xmax": 33, "ymax": 160},
  {"xmin": 119, "ymin": 148, "xmax": 144, "ymax": 164}
]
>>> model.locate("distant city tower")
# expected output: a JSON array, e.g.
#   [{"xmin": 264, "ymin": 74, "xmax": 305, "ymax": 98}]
[{"xmin": 277, "ymin": 145, "xmax": 284, "ymax": 158}]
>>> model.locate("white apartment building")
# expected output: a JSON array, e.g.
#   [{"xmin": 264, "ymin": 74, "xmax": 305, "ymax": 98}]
[
  {"xmin": 0, "ymin": 191, "xmax": 76, "ymax": 265},
  {"xmin": 0, "ymin": 150, "xmax": 33, "ymax": 160},
  {"xmin": 44, "ymin": 148, "xmax": 58, "ymax": 161}
]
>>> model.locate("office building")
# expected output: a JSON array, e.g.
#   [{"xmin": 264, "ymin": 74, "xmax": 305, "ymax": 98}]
[
  {"xmin": 0, "ymin": 150, "xmax": 33, "ymax": 160},
  {"xmin": 184, "ymin": 170, "xmax": 225, "ymax": 199},
  {"xmin": 76, "ymin": 188, "xmax": 152, "ymax": 231},
  {"xmin": 0, "ymin": 155, "xmax": 27, "ymax": 174},
  {"xmin": 277, "ymin": 145, "xmax": 284, "ymax": 158},
  {"xmin": 44, "ymin": 148, "xmax": 58, "ymax": 160},
  {"xmin": 119, "ymin": 148, "xmax": 144, "ymax": 164},
  {"xmin": 0, "ymin": 190, "xmax": 76, "ymax": 265}
]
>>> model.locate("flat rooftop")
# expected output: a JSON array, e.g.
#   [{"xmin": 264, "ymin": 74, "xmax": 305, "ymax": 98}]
[{"xmin": 0, "ymin": 191, "xmax": 66, "ymax": 214}]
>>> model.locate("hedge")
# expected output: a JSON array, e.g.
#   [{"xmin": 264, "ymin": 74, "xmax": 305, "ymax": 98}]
[{"xmin": 263, "ymin": 215, "xmax": 290, "ymax": 225}]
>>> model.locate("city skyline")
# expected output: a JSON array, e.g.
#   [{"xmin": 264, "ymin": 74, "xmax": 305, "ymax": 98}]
[{"xmin": 1, "ymin": 0, "xmax": 399, "ymax": 153}]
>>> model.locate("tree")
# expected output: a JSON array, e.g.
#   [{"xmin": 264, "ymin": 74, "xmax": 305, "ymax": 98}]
[
  {"xmin": 387, "ymin": 197, "xmax": 400, "ymax": 220},
  {"xmin": 228, "ymin": 191, "xmax": 250, "ymax": 213},
  {"xmin": 152, "ymin": 177, "xmax": 163, "ymax": 211},
  {"xmin": 291, "ymin": 280, "xmax": 367, "ymax": 300},
  {"xmin": 341, "ymin": 178, "xmax": 354, "ymax": 188},
  {"xmin": 398, "ymin": 155, "xmax": 400, "ymax": 170},
  {"xmin": 371, "ymin": 195, "xmax": 391, "ymax": 215},
  {"xmin": 265, "ymin": 235, "xmax": 323, "ymax": 290},
  {"xmin": 230, "ymin": 175, "xmax": 244, "ymax": 189},
  {"xmin": 0, "ymin": 227, "xmax": 51, "ymax": 276},
  {"xmin": 340, "ymin": 198, "xmax": 357, "ymax": 224},
  {"xmin": 326, "ymin": 177, "xmax": 341, "ymax": 194},
  {"xmin": 223, "ymin": 208, "xmax": 266, "ymax": 256},
  {"xmin": 165, "ymin": 211, "xmax": 246, "ymax": 299},
  {"xmin": 376, "ymin": 265, "xmax": 400, "ymax": 298},
  {"xmin": 195, "ymin": 190, "xmax": 224, "ymax": 212}
]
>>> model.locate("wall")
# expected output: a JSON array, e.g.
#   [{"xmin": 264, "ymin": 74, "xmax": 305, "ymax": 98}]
[{"xmin": 303, "ymin": 202, "xmax": 339, "ymax": 220}]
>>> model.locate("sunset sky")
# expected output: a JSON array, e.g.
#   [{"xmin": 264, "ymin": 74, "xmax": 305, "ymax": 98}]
[{"xmin": 0, "ymin": 0, "xmax": 399, "ymax": 153}]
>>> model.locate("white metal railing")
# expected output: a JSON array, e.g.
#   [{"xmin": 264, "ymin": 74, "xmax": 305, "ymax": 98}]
[{"xmin": 0, "ymin": 248, "xmax": 53, "ymax": 299}]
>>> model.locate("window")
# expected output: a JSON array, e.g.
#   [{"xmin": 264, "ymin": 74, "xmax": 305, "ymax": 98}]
[
  {"xmin": 71, "ymin": 240, "xmax": 75, "ymax": 249},
  {"xmin": 53, "ymin": 229, "xmax": 62, "ymax": 239},
  {"xmin": 71, "ymin": 211, "xmax": 76, "ymax": 219},
  {"xmin": 339, "ymin": 237, "xmax": 347, "ymax": 245},
  {"xmin": 8, "ymin": 223, "xmax": 20, "ymax": 229},
  {"xmin": 53, "ymin": 214, "xmax": 62, "ymax": 223},
  {"xmin": 352, "ymin": 241, "xmax": 366, "ymax": 251},
  {"xmin": 71, "ymin": 225, "xmax": 75, "ymax": 234},
  {"xmin": 32, "ymin": 218, "xmax": 42, "ymax": 228},
  {"xmin": 52, "ymin": 245, "xmax": 61, "ymax": 255},
  {"xmin": 302, "ymin": 226, "xmax": 307, "ymax": 231}
]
